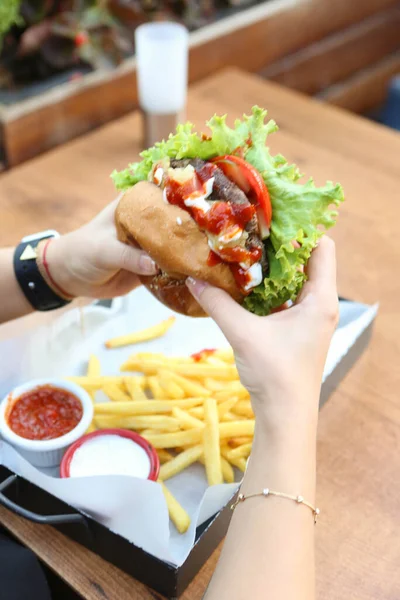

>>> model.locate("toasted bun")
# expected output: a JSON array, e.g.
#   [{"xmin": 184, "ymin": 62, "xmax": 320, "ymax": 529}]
[{"xmin": 115, "ymin": 181, "xmax": 244, "ymax": 317}]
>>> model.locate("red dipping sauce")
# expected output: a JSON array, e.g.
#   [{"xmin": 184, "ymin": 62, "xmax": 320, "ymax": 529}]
[
  {"xmin": 191, "ymin": 348, "xmax": 216, "ymax": 362},
  {"xmin": 7, "ymin": 385, "xmax": 83, "ymax": 441}
]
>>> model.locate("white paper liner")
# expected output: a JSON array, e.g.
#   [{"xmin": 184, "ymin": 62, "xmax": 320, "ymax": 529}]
[{"xmin": 0, "ymin": 288, "xmax": 377, "ymax": 566}]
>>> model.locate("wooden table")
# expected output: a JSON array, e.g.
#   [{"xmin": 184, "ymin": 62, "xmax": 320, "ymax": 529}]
[{"xmin": 1, "ymin": 68, "xmax": 400, "ymax": 600}]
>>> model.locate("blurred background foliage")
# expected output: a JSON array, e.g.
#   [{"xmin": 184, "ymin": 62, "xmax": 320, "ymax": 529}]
[{"xmin": 0, "ymin": 0, "xmax": 252, "ymax": 90}]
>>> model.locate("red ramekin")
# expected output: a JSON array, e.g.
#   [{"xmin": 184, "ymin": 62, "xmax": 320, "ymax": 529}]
[{"xmin": 60, "ymin": 428, "xmax": 160, "ymax": 481}]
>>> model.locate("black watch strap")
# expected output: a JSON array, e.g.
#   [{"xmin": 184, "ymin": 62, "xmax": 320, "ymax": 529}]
[{"xmin": 14, "ymin": 235, "xmax": 71, "ymax": 312}]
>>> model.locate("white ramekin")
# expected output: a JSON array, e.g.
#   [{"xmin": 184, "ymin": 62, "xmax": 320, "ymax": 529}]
[{"xmin": 0, "ymin": 378, "xmax": 94, "ymax": 468}]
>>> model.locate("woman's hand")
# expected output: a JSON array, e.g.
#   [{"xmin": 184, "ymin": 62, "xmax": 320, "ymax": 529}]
[
  {"xmin": 43, "ymin": 196, "xmax": 158, "ymax": 299},
  {"xmin": 197, "ymin": 237, "xmax": 338, "ymax": 600},
  {"xmin": 186, "ymin": 236, "xmax": 338, "ymax": 432}
]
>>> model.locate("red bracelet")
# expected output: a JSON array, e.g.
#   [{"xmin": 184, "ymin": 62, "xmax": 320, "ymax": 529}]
[{"xmin": 41, "ymin": 239, "xmax": 74, "ymax": 300}]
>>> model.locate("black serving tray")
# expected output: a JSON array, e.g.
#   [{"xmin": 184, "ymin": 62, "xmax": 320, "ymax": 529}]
[{"xmin": 0, "ymin": 468, "xmax": 235, "ymax": 598}]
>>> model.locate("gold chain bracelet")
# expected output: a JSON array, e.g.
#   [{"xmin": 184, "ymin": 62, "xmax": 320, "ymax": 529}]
[{"xmin": 230, "ymin": 488, "xmax": 320, "ymax": 524}]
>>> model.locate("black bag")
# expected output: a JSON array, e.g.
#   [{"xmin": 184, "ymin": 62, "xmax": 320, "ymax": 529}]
[{"xmin": 0, "ymin": 533, "xmax": 51, "ymax": 600}]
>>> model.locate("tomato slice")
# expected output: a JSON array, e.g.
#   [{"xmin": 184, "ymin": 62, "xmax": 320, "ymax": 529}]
[{"xmin": 211, "ymin": 155, "xmax": 272, "ymax": 236}]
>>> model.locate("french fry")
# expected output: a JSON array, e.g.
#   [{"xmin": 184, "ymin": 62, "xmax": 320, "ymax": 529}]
[
  {"xmin": 219, "ymin": 421, "xmax": 255, "ymax": 439},
  {"xmin": 121, "ymin": 359, "xmax": 238, "ymax": 380},
  {"xmin": 163, "ymin": 357, "xmax": 195, "ymax": 364},
  {"xmin": 233, "ymin": 400, "xmax": 254, "ymax": 419},
  {"xmin": 147, "ymin": 376, "xmax": 166, "ymax": 399},
  {"xmin": 157, "ymin": 449, "xmax": 174, "ymax": 464},
  {"xmin": 172, "ymin": 407, "xmax": 204, "ymax": 430},
  {"xmin": 121, "ymin": 357, "xmax": 193, "ymax": 374},
  {"xmin": 214, "ymin": 384, "xmax": 249, "ymax": 402},
  {"xmin": 160, "ymin": 483, "xmax": 191, "ymax": 534},
  {"xmin": 228, "ymin": 436, "xmax": 253, "ymax": 448},
  {"xmin": 105, "ymin": 317, "xmax": 176, "ymax": 349},
  {"xmin": 227, "ymin": 381, "xmax": 248, "ymax": 392},
  {"xmin": 213, "ymin": 389, "xmax": 249, "ymax": 402},
  {"xmin": 94, "ymin": 398, "xmax": 206, "ymax": 416},
  {"xmin": 87, "ymin": 354, "xmax": 101, "ymax": 377},
  {"xmin": 221, "ymin": 446, "xmax": 247, "ymax": 473},
  {"xmin": 188, "ymin": 406, "xmax": 204, "ymax": 419},
  {"xmin": 160, "ymin": 370, "xmax": 210, "ymax": 398},
  {"xmin": 68, "ymin": 376, "xmax": 144, "ymax": 390},
  {"xmin": 221, "ymin": 411, "xmax": 247, "ymax": 422},
  {"xmin": 217, "ymin": 397, "xmax": 239, "ymax": 419},
  {"xmin": 159, "ymin": 445, "xmax": 203, "ymax": 481},
  {"xmin": 213, "ymin": 349, "xmax": 235, "ymax": 363},
  {"xmin": 227, "ymin": 443, "xmax": 252, "ymax": 460},
  {"xmin": 234, "ymin": 458, "xmax": 247, "ymax": 472},
  {"xmin": 120, "ymin": 358, "xmax": 166, "ymax": 373},
  {"xmin": 228, "ymin": 457, "xmax": 247, "ymax": 472},
  {"xmin": 188, "ymin": 398, "xmax": 239, "ymax": 421},
  {"xmin": 86, "ymin": 354, "xmax": 101, "ymax": 429},
  {"xmin": 204, "ymin": 356, "xmax": 229, "ymax": 366},
  {"xmin": 143, "ymin": 428, "xmax": 203, "ymax": 449},
  {"xmin": 102, "ymin": 383, "xmax": 131, "ymax": 403},
  {"xmin": 124, "ymin": 376, "xmax": 147, "ymax": 401},
  {"xmin": 173, "ymin": 364, "xmax": 238, "ymax": 380},
  {"xmin": 203, "ymin": 378, "xmax": 225, "ymax": 392},
  {"xmin": 203, "ymin": 398, "xmax": 223, "ymax": 486},
  {"xmin": 197, "ymin": 454, "xmax": 234, "ymax": 484},
  {"xmin": 141, "ymin": 429, "xmax": 158, "ymax": 436},
  {"xmin": 158, "ymin": 372, "xmax": 185, "ymax": 400},
  {"xmin": 135, "ymin": 353, "xmax": 194, "ymax": 364},
  {"xmin": 94, "ymin": 415, "xmax": 180, "ymax": 431},
  {"xmin": 221, "ymin": 457, "xmax": 235, "ymax": 483}
]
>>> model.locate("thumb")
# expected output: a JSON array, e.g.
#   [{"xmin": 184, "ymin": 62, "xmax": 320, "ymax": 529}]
[
  {"xmin": 102, "ymin": 240, "xmax": 158, "ymax": 276},
  {"xmin": 186, "ymin": 278, "xmax": 250, "ymax": 346}
]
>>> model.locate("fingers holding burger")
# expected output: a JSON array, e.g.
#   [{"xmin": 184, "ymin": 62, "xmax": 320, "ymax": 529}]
[{"xmin": 115, "ymin": 180, "xmax": 244, "ymax": 317}]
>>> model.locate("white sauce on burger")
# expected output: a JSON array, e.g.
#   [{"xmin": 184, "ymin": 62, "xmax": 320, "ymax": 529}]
[
  {"xmin": 153, "ymin": 167, "xmax": 164, "ymax": 186},
  {"xmin": 242, "ymin": 262, "xmax": 263, "ymax": 291}
]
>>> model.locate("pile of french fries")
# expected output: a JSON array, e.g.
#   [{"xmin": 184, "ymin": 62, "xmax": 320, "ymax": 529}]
[{"xmin": 68, "ymin": 320, "xmax": 254, "ymax": 534}]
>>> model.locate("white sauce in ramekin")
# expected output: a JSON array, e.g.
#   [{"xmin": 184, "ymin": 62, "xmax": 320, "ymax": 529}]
[{"xmin": 69, "ymin": 435, "xmax": 151, "ymax": 478}]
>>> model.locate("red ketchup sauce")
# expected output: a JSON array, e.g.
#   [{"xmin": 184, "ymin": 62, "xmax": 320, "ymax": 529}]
[
  {"xmin": 195, "ymin": 201, "xmax": 255, "ymax": 236},
  {"xmin": 8, "ymin": 386, "xmax": 83, "ymax": 441},
  {"xmin": 207, "ymin": 251, "xmax": 223, "ymax": 267},
  {"xmin": 162, "ymin": 163, "xmax": 261, "ymax": 293},
  {"xmin": 191, "ymin": 349, "xmax": 216, "ymax": 362}
]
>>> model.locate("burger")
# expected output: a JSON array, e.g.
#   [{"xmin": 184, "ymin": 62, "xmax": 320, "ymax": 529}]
[{"xmin": 112, "ymin": 107, "xmax": 343, "ymax": 317}]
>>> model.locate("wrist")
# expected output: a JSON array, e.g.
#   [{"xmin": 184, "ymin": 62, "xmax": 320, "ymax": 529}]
[
  {"xmin": 253, "ymin": 415, "xmax": 317, "ymax": 455},
  {"xmin": 252, "ymin": 385, "xmax": 320, "ymax": 437},
  {"xmin": 245, "ymin": 418, "xmax": 317, "ymax": 500},
  {"xmin": 38, "ymin": 237, "xmax": 75, "ymax": 300}
]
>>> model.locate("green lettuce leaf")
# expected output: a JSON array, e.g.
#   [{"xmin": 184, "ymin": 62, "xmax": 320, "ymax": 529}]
[{"xmin": 111, "ymin": 107, "xmax": 344, "ymax": 315}]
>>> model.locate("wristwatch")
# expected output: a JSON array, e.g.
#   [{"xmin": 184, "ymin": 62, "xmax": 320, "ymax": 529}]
[{"xmin": 13, "ymin": 230, "xmax": 72, "ymax": 312}]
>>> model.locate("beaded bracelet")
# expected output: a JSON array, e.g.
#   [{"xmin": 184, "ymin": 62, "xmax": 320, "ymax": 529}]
[{"xmin": 231, "ymin": 488, "xmax": 320, "ymax": 524}]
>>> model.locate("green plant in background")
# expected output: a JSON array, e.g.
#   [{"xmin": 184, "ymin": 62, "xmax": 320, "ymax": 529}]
[
  {"xmin": 0, "ymin": 1, "xmax": 255, "ymax": 92},
  {"xmin": 0, "ymin": 1, "xmax": 136, "ymax": 89},
  {"xmin": 0, "ymin": 1, "xmax": 22, "ymax": 42}
]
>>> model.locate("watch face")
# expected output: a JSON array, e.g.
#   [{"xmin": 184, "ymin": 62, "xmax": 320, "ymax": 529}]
[{"xmin": 21, "ymin": 230, "xmax": 60, "ymax": 244}]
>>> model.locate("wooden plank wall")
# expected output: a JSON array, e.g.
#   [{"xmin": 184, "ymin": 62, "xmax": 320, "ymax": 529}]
[
  {"xmin": 260, "ymin": 3, "xmax": 400, "ymax": 113},
  {"xmin": 189, "ymin": 0, "xmax": 400, "ymax": 76}
]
